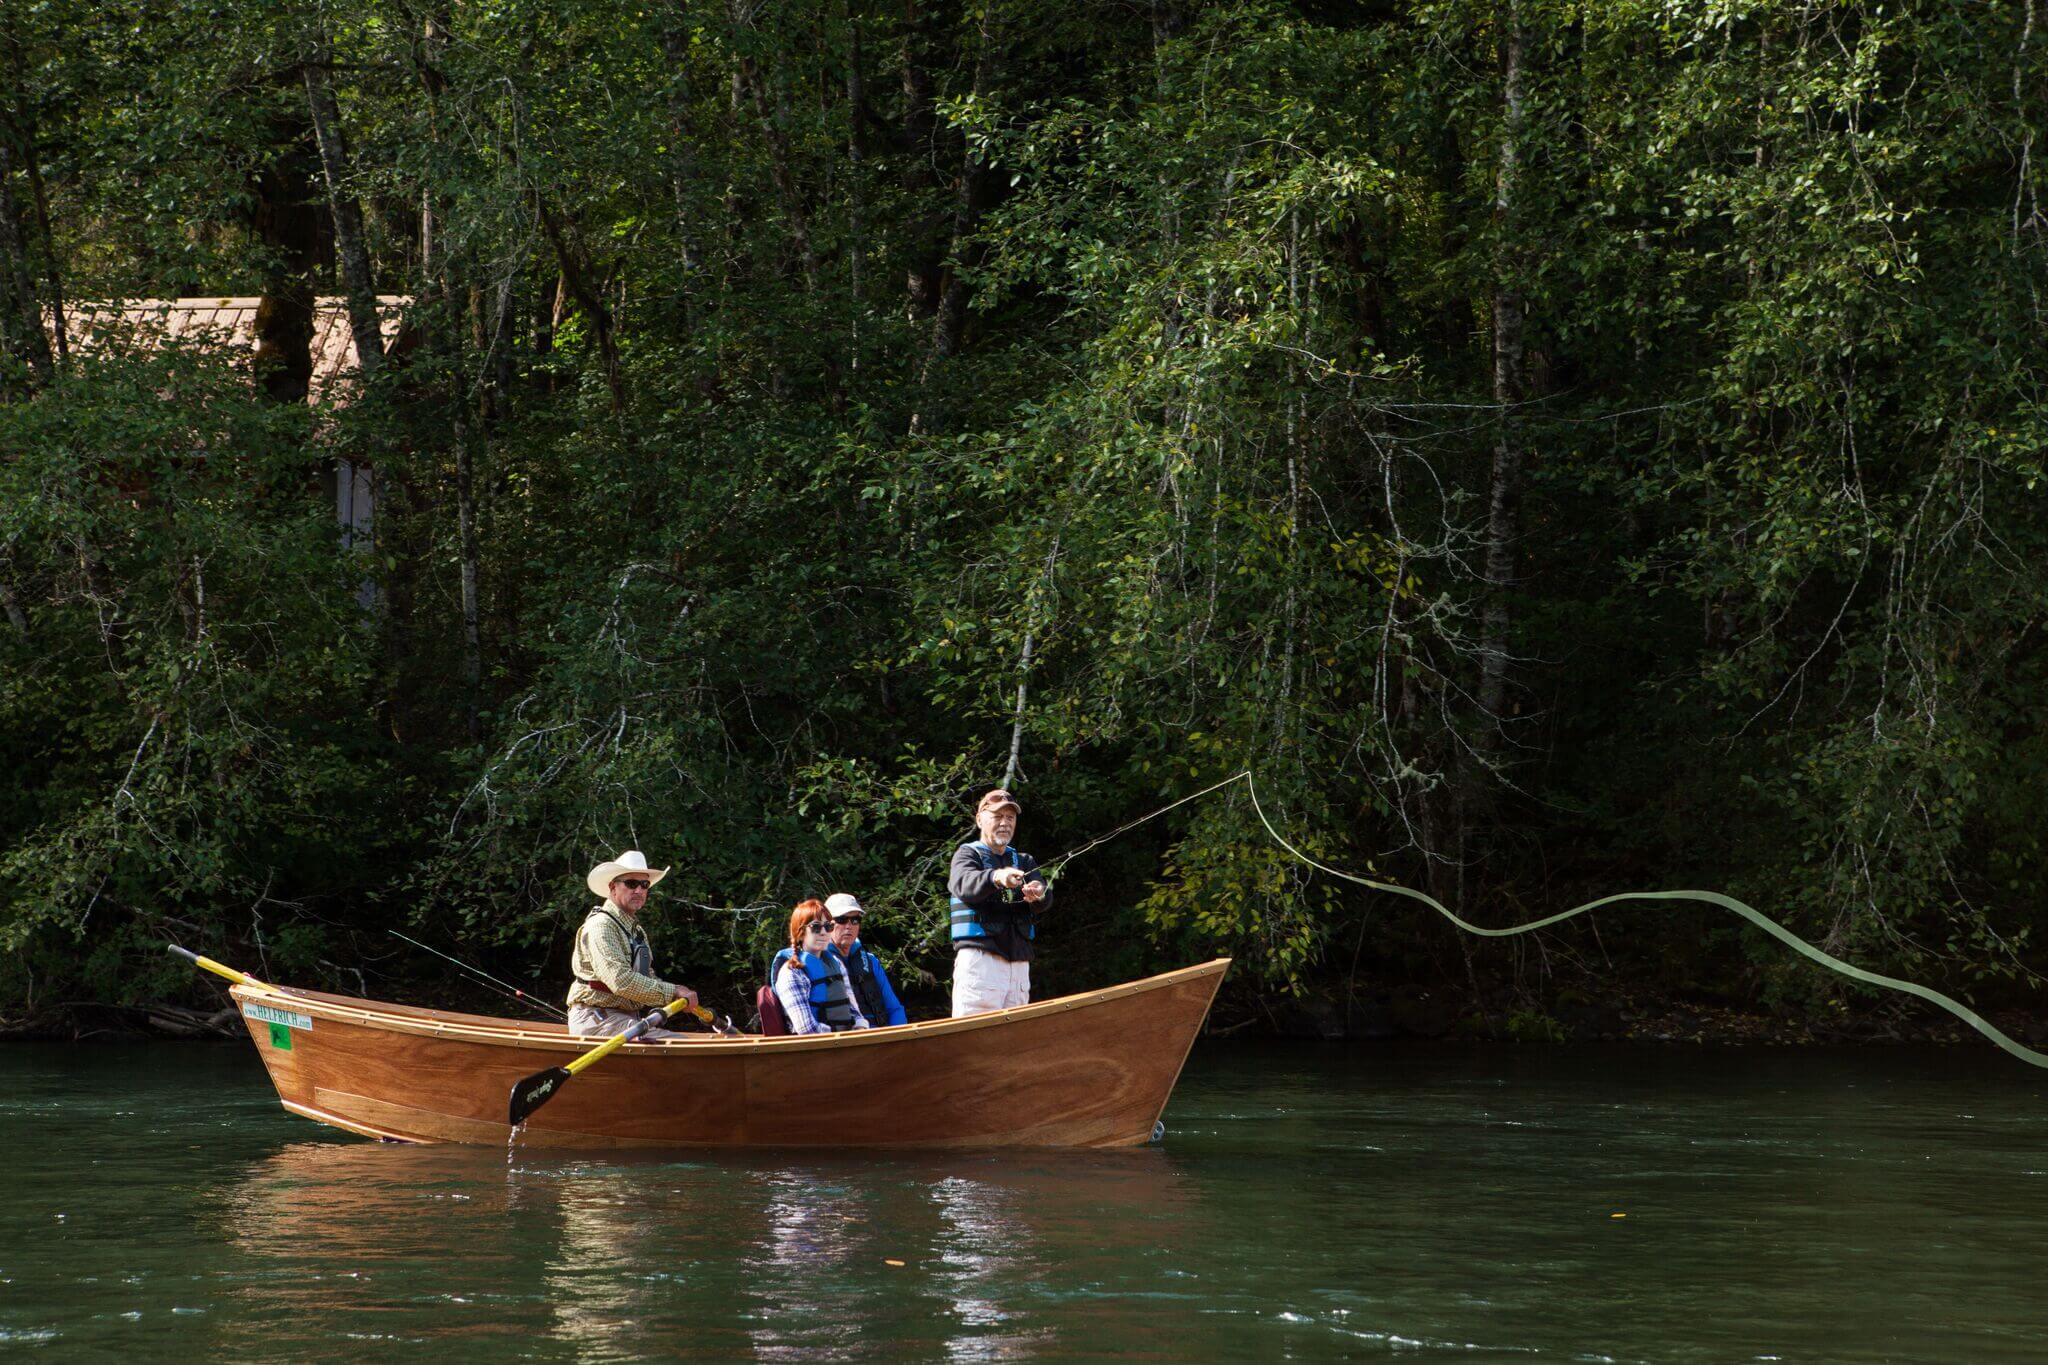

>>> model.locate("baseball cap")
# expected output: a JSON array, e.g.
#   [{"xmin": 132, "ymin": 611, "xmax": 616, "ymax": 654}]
[{"xmin": 976, "ymin": 788, "xmax": 1022, "ymax": 816}]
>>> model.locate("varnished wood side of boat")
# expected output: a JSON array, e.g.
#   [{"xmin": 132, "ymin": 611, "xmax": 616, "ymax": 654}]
[{"xmin": 231, "ymin": 959, "xmax": 1228, "ymax": 1149}]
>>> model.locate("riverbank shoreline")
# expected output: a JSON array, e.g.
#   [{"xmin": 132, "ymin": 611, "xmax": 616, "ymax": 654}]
[
  {"xmin": 9, "ymin": 991, "xmax": 2044, "ymax": 1051},
  {"xmin": 1255, "ymin": 987, "xmax": 2048, "ymax": 1049}
]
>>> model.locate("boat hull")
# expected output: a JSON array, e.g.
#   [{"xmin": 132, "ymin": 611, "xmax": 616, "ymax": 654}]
[{"xmin": 230, "ymin": 959, "xmax": 1228, "ymax": 1149}]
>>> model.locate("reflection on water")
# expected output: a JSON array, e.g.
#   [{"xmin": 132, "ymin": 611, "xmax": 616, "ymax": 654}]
[
  {"xmin": 930, "ymin": 1173, "xmax": 1049, "ymax": 1358},
  {"xmin": 2, "ymin": 1042, "xmax": 2046, "ymax": 1360},
  {"xmin": 212, "ymin": 1138, "xmax": 1199, "ymax": 1360},
  {"xmin": 546, "ymin": 1166, "xmax": 675, "ymax": 1352}
]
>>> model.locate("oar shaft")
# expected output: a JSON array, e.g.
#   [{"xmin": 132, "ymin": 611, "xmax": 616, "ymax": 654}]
[
  {"xmin": 560, "ymin": 997, "xmax": 710, "ymax": 1078},
  {"xmin": 511, "ymin": 995, "xmax": 726, "ymax": 1124},
  {"xmin": 562, "ymin": 1028, "xmax": 635, "ymax": 1078},
  {"xmin": 167, "ymin": 944, "xmax": 274, "ymax": 993}
]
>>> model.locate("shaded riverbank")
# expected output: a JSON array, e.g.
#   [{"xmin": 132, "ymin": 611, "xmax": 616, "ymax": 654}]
[
  {"xmin": 1258, "ymin": 986, "xmax": 2048, "ymax": 1049},
  {"xmin": 14, "ymin": 969, "xmax": 2048, "ymax": 1052}
]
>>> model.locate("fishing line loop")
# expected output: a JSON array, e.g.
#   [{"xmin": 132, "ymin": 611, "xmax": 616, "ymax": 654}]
[{"xmin": 1039, "ymin": 769, "xmax": 2048, "ymax": 1070}]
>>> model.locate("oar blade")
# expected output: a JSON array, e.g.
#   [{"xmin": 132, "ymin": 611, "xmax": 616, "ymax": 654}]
[{"xmin": 508, "ymin": 1066, "xmax": 573, "ymax": 1127}]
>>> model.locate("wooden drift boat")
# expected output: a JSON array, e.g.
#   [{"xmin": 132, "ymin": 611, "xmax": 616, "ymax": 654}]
[{"xmin": 230, "ymin": 959, "xmax": 1229, "ymax": 1149}]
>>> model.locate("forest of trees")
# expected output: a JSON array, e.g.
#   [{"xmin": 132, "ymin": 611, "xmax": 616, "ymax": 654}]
[{"xmin": 1, "ymin": 0, "xmax": 2044, "ymax": 1038}]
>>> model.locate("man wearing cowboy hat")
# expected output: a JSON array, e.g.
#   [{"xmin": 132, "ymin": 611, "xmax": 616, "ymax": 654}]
[
  {"xmin": 566, "ymin": 850, "xmax": 701, "ymax": 1038},
  {"xmin": 947, "ymin": 788, "xmax": 1050, "ymax": 1016}
]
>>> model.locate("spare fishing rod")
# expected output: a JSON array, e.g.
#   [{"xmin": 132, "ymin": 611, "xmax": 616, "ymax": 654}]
[
  {"xmin": 387, "ymin": 930, "xmax": 567, "ymax": 1020},
  {"xmin": 390, "ymin": 929, "xmax": 743, "ymax": 1036}
]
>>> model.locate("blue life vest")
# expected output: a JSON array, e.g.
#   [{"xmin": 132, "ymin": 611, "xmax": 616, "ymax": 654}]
[
  {"xmin": 771, "ymin": 947, "xmax": 858, "ymax": 1031},
  {"xmin": 950, "ymin": 842, "xmax": 1037, "ymax": 945},
  {"xmin": 842, "ymin": 945, "xmax": 889, "ymax": 1025}
]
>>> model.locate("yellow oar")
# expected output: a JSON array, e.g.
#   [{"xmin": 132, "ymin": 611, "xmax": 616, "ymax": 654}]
[
  {"xmin": 508, "ymin": 994, "xmax": 719, "ymax": 1126},
  {"xmin": 167, "ymin": 943, "xmax": 279, "ymax": 994}
]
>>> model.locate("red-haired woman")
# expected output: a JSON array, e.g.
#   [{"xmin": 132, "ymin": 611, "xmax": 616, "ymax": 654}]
[{"xmin": 772, "ymin": 900, "xmax": 872, "ymax": 1034}]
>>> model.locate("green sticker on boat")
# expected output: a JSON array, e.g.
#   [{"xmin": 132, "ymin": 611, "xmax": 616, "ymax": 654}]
[{"xmin": 267, "ymin": 1022, "xmax": 293, "ymax": 1050}]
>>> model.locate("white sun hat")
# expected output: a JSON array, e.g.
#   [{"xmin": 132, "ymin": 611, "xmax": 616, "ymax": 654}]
[
  {"xmin": 825, "ymin": 892, "xmax": 864, "ymax": 919},
  {"xmin": 586, "ymin": 849, "xmax": 669, "ymax": 898}
]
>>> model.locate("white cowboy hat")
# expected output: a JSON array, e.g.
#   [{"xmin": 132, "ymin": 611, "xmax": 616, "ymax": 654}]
[{"xmin": 586, "ymin": 850, "xmax": 669, "ymax": 899}]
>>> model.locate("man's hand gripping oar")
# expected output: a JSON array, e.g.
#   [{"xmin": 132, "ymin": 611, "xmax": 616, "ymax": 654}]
[{"xmin": 507, "ymin": 996, "xmax": 734, "ymax": 1127}]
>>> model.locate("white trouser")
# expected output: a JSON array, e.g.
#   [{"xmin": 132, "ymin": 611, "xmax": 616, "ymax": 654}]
[
  {"xmin": 951, "ymin": 948, "xmax": 1030, "ymax": 1017},
  {"xmin": 568, "ymin": 1004, "xmax": 684, "ymax": 1040}
]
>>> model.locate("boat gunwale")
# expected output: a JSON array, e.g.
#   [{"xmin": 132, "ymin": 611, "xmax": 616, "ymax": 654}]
[{"xmin": 227, "ymin": 958, "xmax": 1231, "ymax": 1054}]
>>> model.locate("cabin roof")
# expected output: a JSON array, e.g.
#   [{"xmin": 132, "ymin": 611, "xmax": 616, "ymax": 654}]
[{"xmin": 55, "ymin": 296, "xmax": 409, "ymax": 406}]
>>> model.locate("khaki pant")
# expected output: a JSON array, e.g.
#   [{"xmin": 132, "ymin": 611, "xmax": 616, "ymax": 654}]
[
  {"xmin": 951, "ymin": 948, "xmax": 1030, "ymax": 1017},
  {"xmin": 568, "ymin": 1004, "xmax": 685, "ymax": 1040}
]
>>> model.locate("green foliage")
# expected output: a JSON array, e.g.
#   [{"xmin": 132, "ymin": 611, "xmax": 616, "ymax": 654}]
[
  {"xmin": 0, "ymin": 347, "xmax": 406, "ymax": 1000},
  {"xmin": 1, "ymin": 0, "xmax": 2044, "ymax": 1031}
]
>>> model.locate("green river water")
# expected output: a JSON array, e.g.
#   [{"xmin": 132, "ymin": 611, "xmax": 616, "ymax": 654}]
[{"xmin": 0, "ymin": 1040, "xmax": 2043, "ymax": 1361}]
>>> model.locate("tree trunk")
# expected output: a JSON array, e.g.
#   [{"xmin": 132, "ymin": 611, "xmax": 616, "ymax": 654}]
[
  {"xmin": 454, "ymin": 400, "xmax": 482, "ymax": 739},
  {"xmin": 302, "ymin": 37, "xmax": 384, "ymax": 379},
  {"xmin": 1151, "ymin": 0, "xmax": 1182, "ymax": 354},
  {"xmin": 0, "ymin": 128, "xmax": 51, "ymax": 388},
  {"xmin": 536, "ymin": 198, "xmax": 628, "ymax": 416},
  {"xmin": 1476, "ymin": 0, "xmax": 1528, "ymax": 757},
  {"xmin": 909, "ymin": 3, "xmax": 1000, "ymax": 433},
  {"xmin": 1276, "ymin": 212, "xmax": 1302, "ymax": 752},
  {"xmin": 657, "ymin": 3, "xmax": 701, "ymax": 297},
  {"xmin": 0, "ymin": 579, "xmax": 25, "ymax": 635},
  {"xmin": 727, "ymin": 9, "xmax": 843, "ymax": 405},
  {"xmin": 0, "ymin": 536, "xmax": 28, "ymax": 636},
  {"xmin": 845, "ymin": 6, "xmax": 866, "ymax": 365},
  {"xmin": 1003, "ymin": 538, "xmax": 1062, "ymax": 791},
  {"xmin": 535, "ymin": 270, "xmax": 561, "ymax": 369},
  {"xmin": 417, "ymin": 6, "xmax": 450, "ymax": 280},
  {"xmin": 734, "ymin": 48, "xmax": 821, "ymax": 293},
  {"xmin": 484, "ymin": 268, "xmax": 516, "ymax": 424},
  {"xmin": 250, "ymin": 112, "xmax": 321, "ymax": 405},
  {"xmin": 1002, "ymin": 626, "xmax": 1034, "ymax": 791},
  {"xmin": 2014, "ymin": 0, "xmax": 2042, "ymax": 250},
  {"xmin": 0, "ymin": 17, "xmax": 63, "ymax": 368},
  {"xmin": 923, "ymin": 4, "xmax": 998, "ymax": 364},
  {"xmin": 11, "ymin": 113, "xmax": 64, "ymax": 367},
  {"xmin": 417, "ymin": 4, "xmax": 482, "ymax": 733},
  {"xmin": 899, "ymin": 0, "xmax": 944, "ymax": 318}
]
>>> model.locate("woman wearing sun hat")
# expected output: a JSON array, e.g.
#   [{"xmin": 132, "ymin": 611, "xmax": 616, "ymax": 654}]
[{"xmin": 565, "ymin": 849, "xmax": 701, "ymax": 1038}]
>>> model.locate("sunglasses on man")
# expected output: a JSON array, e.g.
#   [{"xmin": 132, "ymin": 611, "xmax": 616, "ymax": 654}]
[{"xmin": 617, "ymin": 879, "xmax": 651, "ymax": 891}]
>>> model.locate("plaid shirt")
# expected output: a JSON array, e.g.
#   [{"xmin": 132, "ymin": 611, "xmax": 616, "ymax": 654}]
[
  {"xmin": 774, "ymin": 956, "xmax": 871, "ymax": 1034},
  {"xmin": 566, "ymin": 906, "xmax": 678, "ymax": 1010}
]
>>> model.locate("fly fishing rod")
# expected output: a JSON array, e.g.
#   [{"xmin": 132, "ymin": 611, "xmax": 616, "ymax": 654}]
[{"xmin": 387, "ymin": 930, "xmax": 567, "ymax": 1020}]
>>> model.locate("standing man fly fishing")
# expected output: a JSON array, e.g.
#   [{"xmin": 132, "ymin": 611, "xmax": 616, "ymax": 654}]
[
  {"xmin": 948, "ymin": 789, "xmax": 1050, "ymax": 1016},
  {"xmin": 567, "ymin": 850, "xmax": 702, "ymax": 1038}
]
